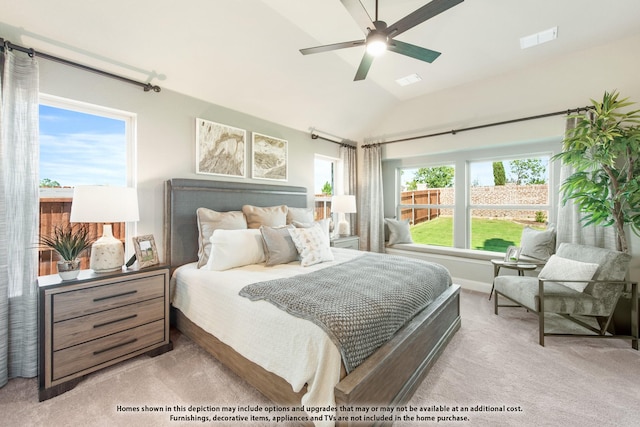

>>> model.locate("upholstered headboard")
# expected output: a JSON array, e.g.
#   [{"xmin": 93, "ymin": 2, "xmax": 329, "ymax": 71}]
[{"xmin": 164, "ymin": 178, "xmax": 308, "ymax": 270}]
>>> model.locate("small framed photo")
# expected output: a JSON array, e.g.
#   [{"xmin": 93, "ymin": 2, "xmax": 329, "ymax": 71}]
[
  {"xmin": 133, "ymin": 235, "xmax": 159, "ymax": 268},
  {"xmin": 504, "ymin": 246, "xmax": 522, "ymax": 264}
]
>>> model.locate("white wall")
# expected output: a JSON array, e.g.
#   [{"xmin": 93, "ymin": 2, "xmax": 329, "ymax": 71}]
[
  {"xmin": 38, "ymin": 60, "xmax": 340, "ymax": 262},
  {"xmin": 361, "ymin": 33, "xmax": 640, "ymax": 286}
]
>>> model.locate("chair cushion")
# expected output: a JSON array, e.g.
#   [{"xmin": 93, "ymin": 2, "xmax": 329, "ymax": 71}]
[
  {"xmin": 556, "ymin": 243, "xmax": 630, "ymax": 282},
  {"xmin": 494, "ymin": 276, "xmax": 611, "ymax": 316}
]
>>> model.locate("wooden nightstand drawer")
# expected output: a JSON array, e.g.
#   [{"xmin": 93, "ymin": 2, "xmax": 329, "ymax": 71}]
[
  {"xmin": 52, "ymin": 319, "xmax": 165, "ymax": 381},
  {"xmin": 53, "ymin": 275, "xmax": 164, "ymax": 322},
  {"xmin": 53, "ymin": 297, "xmax": 165, "ymax": 351}
]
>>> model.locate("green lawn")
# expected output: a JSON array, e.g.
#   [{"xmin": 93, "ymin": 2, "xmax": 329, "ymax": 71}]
[{"xmin": 410, "ymin": 217, "xmax": 544, "ymax": 252}]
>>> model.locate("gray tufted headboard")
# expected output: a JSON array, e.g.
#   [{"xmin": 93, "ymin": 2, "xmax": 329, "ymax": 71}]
[{"xmin": 163, "ymin": 178, "xmax": 308, "ymax": 271}]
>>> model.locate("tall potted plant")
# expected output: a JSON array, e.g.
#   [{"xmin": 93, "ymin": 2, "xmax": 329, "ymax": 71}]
[
  {"xmin": 39, "ymin": 224, "xmax": 93, "ymax": 280},
  {"xmin": 553, "ymin": 90, "xmax": 640, "ymax": 334},
  {"xmin": 553, "ymin": 90, "xmax": 640, "ymax": 253}
]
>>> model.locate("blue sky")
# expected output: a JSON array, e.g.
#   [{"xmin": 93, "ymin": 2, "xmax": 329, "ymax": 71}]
[{"xmin": 39, "ymin": 105, "xmax": 126, "ymax": 187}]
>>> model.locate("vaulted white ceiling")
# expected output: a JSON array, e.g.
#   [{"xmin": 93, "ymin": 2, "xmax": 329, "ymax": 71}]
[{"xmin": 3, "ymin": 0, "xmax": 640, "ymax": 141}]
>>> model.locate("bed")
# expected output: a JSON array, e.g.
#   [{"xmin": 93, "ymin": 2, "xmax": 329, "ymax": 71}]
[{"xmin": 164, "ymin": 178, "xmax": 460, "ymax": 426}]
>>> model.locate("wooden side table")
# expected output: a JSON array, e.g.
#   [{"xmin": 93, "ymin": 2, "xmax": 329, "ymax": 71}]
[{"xmin": 489, "ymin": 259, "xmax": 540, "ymax": 300}]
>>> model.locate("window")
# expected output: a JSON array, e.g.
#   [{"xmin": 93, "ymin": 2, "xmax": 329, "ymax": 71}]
[
  {"xmin": 38, "ymin": 95, "xmax": 135, "ymax": 275},
  {"xmin": 314, "ymin": 155, "xmax": 338, "ymax": 220},
  {"xmin": 399, "ymin": 165, "xmax": 455, "ymax": 247},
  {"xmin": 469, "ymin": 157, "xmax": 549, "ymax": 252},
  {"xmin": 392, "ymin": 143, "xmax": 557, "ymax": 254}
]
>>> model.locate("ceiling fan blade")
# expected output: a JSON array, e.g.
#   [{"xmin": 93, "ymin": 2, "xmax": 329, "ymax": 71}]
[
  {"xmin": 388, "ymin": 40, "xmax": 441, "ymax": 63},
  {"xmin": 354, "ymin": 53, "xmax": 374, "ymax": 81},
  {"xmin": 386, "ymin": 0, "xmax": 464, "ymax": 38},
  {"xmin": 340, "ymin": 0, "xmax": 375, "ymax": 33},
  {"xmin": 300, "ymin": 39, "xmax": 365, "ymax": 55}
]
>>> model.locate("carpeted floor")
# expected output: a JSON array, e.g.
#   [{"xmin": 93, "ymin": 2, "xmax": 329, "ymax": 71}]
[{"xmin": 1, "ymin": 289, "xmax": 638, "ymax": 427}]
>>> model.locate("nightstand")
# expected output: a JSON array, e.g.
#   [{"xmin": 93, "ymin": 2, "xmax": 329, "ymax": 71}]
[
  {"xmin": 38, "ymin": 265, "xmax": 172, "ymax": 401},
  {"xmin": 330, "ymin": 235, "xmax": 360, "ymax": 250}
]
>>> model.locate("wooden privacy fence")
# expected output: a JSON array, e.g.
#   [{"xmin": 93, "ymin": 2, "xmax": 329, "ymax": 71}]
[
  {"xmin": 39, "ymin": 198, "xmax": 125, "ymax": 276},
  {"xmin": 400, "ymin": 190, "xmax": 441, "ymax": 225}
]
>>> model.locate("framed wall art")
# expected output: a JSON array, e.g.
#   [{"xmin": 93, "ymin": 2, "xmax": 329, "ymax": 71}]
[
  {"xmin": 196, "ymin": 118, "xmax": 246, "ymax": 177},
  {"xmin": 132, "ymin": 235, "xmax": 159, "ymax": 268},
  {"xmin": 252, "ymin": 132, "xmax": 288, "ymax": 181}
]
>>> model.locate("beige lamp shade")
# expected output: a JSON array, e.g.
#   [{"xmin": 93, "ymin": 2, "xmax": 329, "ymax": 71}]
[{"xmin": 70, "ymin": 186, "xmax": 140, "ymax": 272}]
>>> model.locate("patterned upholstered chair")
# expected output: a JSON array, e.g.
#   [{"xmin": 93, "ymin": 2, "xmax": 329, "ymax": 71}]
[{"xmin": 494, "ymin": 242, "xmax": 638, "ymax": 349}]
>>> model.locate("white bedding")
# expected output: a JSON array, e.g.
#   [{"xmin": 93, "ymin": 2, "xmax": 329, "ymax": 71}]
[{"xmin": 171, "ymin": 247, "xmax": 364, "ymax": 424}]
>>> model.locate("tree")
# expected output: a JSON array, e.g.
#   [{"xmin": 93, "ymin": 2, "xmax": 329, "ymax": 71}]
[
  {"xmin": 412, "ymin": 166, "xmax": 454, "ymax": 188},
  {"xmin": 552, "ymin": 90, "xmax": 640, "ymax": 253},
  {"xmin": 321, "ymin": 181, "xmax": 332, "ymax": 195},
  {"xmin": 493, "ymin": 162, "xmax": 506, "ymax": 186},
  {"xmin": 508, "ymin": 159, "xmax": 546, "ymax": 185},
  {"xmin": 40, "ymin": 178, "xmax": 61, "ymax": 187}
]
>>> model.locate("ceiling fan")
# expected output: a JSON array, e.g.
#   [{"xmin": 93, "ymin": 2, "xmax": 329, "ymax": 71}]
[{"xmin": 300, "ymin": 0, "xmax": 464, "ymax": 81}]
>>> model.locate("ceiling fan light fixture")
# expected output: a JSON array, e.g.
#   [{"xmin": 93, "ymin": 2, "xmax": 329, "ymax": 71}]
[{"xmin": 366, "ymin": 32, "xmax": 388, "ymax": 56}]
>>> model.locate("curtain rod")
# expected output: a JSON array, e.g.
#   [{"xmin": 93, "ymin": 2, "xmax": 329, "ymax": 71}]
[
  {"xmin": 1, "ymin": 38, "xmax": 161, "ymax": 93},
  {"xmin": 310, "ymin": 132, "xmax": 356, "ymax": 149},
  {"xmin": 361, "ymin": 105, "xmax": 593, "ymax": 148}
]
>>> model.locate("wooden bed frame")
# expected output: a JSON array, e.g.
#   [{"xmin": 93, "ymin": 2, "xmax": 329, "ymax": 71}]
[{"xmin": 164, "ymin": 178, "xmax": 461, "ymax": 426}]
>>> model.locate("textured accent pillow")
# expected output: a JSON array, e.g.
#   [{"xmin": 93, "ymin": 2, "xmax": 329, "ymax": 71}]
[
  {"xmin": 196, "ymin": 208, "xmax": 247, "ymax": 268},
  {"xmin": 520, "ymin": 226, "xmax": 556, "ymax": 261},
  {"xmin": 288, "ymin": 223, "xmax": 334, "ymax": 267},
  {"xmin": 286, "ymin": 207, "xmax": 314, "ymax": 225},
  {"xmin": 206, "ymin": 229, "xmax": 266, "ymax": 271},
  {"xmin": 242, "ymin": 205, "xmax": 288, "ymax": 229},
  {"xmin": 385, "ymin": 218, "xmax": 413, "ymax": 245},
  {"xmin": 538, "ymin": 255, "xmax": 599, "ymax": 292},
  {"xmin": 260, "ymin": 225, "xmax": 299, "ymax": 266}
]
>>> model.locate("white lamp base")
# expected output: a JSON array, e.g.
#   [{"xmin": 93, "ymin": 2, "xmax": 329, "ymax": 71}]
[
  {"xmin": 337, "ymin": 219, "xmax": 350, "ymax": 237},
  {"xmin": 90, "ymin": 224, "xmax": 124, "ymax": 272}
]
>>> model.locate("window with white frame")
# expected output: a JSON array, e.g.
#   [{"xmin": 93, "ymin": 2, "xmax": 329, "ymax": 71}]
[
  {"xmin": 468, "ymin": 156, "xmax": 550, "ymax": 252},
  {"xmin": 314, "ymin": 155, "xmax": 339, "ymax": 220},
  {"xmin": 398, "ymin": 165, "xmax": 455, "ymax": 247},
  {"xmin": 393, "ymin": 146, "xmax": 555, "ymax": 254}
]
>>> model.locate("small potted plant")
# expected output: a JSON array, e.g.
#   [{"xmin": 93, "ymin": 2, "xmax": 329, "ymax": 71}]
[{"xmin": 39, "ymin": 224, "xmax": 93, "ymax": 280}]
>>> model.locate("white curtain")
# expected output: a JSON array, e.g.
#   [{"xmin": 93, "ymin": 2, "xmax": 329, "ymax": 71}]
[
  {"xmin": 360, "ymin": 144, "xmax": 385, "ymax": 252},
  {"xmin": 339, "ymin": 145, "xmax": 357, "ymax": 236},
  {"xmin": 0, "ymin": 48, "xmax": 40, "ymax": 387},
  {"xmin": 556, "ymin": 116, "xmax": 617, "ymax": 250}
]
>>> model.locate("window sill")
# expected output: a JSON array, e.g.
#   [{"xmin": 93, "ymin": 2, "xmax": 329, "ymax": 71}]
[{"xmin": 385, "ymin": 243, "xmax": 504, "ymax": 262}]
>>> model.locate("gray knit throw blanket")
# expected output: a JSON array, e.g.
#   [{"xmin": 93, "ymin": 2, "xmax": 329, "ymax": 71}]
[{"xmin": 239, "ymin": 253, "xmax": 452, "ymax": 373}]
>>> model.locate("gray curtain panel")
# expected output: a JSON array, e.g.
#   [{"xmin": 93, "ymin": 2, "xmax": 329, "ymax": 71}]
[
  {"xmin": 556, "ymin": 115, "xmax": 616, "ymax": 250},
  {"xmin": 360, "ymin": 145, "xmax": 385, "ymax": 252},
  {"xmin": 0, "ymin": 49, "xmax": 40, "ymax": 387},
  {"xmin": 339, "ymin": 145, "xmax": 357, "ymax": 237}
]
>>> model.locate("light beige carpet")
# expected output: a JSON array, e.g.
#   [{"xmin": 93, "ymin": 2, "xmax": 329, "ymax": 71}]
[{"xmin": 1, "ymin": 289, "xmax": 639, "ymax": 427}]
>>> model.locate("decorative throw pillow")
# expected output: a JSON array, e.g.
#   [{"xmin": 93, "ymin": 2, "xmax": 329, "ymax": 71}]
[
  {"xmin": 260, "ymin": 225, "xmax": 299, "ymax": 266},
  {"xmin": 196, "ymin": 207, "xmax": 247, "ymax": 268},
  {"xmin": 288, "ymin": 223, "xmax": 334, "ymax": 267},
  {"xmin": 242, "ymin": 205, "xmax": 288, "ymax": 229},
  {"xmin": 293, "ymin": 218, "xmax": 331, "ymax": 238},
  {"xmin": 286, "ymin": 207, "xmax": 314, "ymax": 225},
  {"xmin": 207, "ymin": 229, "xmax": 266, "ymax": 271},
  {"xmin": 385, "ymin": 218, "xmax": 413, "ymax": 245},
  {"xmin": 538, "ymin": 255, "xmax": 600, "ymax": 292},
  {"xmin": 520, "ymin": 225, "xmax": 556, "ymax": 261}
]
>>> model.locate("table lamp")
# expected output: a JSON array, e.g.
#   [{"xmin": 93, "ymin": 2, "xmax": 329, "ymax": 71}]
[
  {"xmin": 331, "ymin": 195, "xmax": 357, "ymax": 237},
  {"xmin": 70, "ymin": 185, "xmax": 140, "ymax": 272}
]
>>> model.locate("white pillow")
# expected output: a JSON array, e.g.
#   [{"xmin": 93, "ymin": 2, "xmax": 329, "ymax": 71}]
[
  {"xmin": 385, "ymin": 218, "xmax": 413, "ymax": 244},
  {"xmin": 207, "ymin": 229, "xmax": 266, "ymax": 271},
  {"xmin": 288, "ymin": 223, "xmax": 334, "ymax": 267},
  {"xmin": 196, "ymin": 208, "xmax": 247, "ymax": 268},
  {"xmin": 538, "ymin": 255, "xmax": 599, "ymax": 292}
]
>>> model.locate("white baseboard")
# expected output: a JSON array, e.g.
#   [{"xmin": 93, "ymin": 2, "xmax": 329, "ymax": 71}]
[{"xmin": 452, "ymin": 277, "xmax": 491, "ymax": 295}]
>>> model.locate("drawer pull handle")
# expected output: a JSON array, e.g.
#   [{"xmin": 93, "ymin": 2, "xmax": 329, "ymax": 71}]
[
  {"xmin": 93, "ymin": 314, "xmax": 138, "ymax": 329},
  {"xmin": 93, "ymin": 290, "xmax": 137, "ymax": 302},
  {"xmin": 93, "ymin": 338, "xmax": 138, "ymax": 355}
]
